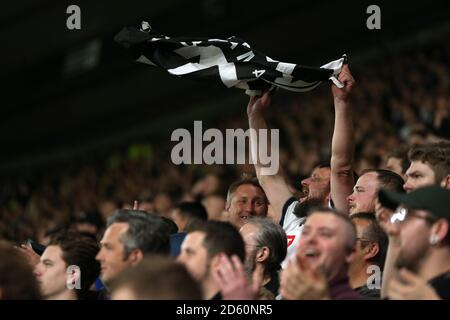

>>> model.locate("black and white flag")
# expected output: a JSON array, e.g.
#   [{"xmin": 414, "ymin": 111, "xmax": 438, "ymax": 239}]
[{"xmin": 115, "ymin": 21, "xmax": 346, "ymax": 96}]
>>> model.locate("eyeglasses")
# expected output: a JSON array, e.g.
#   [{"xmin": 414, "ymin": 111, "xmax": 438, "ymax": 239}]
[
  {"xmin": 245, "ymin": 243, "xmax": 263, "ymax": 249},
  {"xmin": 390, "ymin": 207, "xmax": 438, "ymax": 224},
  {"xmin": 355, "ymin": 237, "xmax": 373, "ymax": 246}
]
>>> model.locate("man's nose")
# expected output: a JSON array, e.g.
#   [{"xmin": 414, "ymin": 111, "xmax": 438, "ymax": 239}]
[
  {"xmin": 403, "ymin": 180, "xmax": 412, "ymax": 192},
  {"xmin": 95, "ymin": 250, "xmax": 104, "ymax": 262},
  {"xmin": 347, "ymin": 193, "xmax": 354, "ymax": 202},
  {"xmin": 34, "ymin": 264, "xmax": 42, "ymax": 277},
  {"xmin": 303, "ymin": 232, "xmax": 317, "ymax": 245},
  {"xmin": 244, "ymin": 201, "xmax": 254, "ymax": 213},
  {"xmin": 301, "ymin": 178, "xmax": 310, "ymax": 187}
]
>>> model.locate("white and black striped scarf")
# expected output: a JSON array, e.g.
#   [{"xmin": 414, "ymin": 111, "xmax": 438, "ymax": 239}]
[{"xmin": 115, "ymin": 21, "xmax": 346, "ymax": 96}]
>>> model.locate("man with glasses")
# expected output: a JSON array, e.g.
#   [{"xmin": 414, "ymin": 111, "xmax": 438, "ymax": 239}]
[
  {"xmin": 378, "ymin": 185, "xmax": 450, "ymax": 299},
  {"xmin": 376, "ymin": 142, "xmax": 450, "ymax": 298},
  {"xmin": 348, "ymin": 212, "xmax": 388, "ymax": 299},
  {"xmin": 239, "ymin": 217, "xmax": 287, "ymax": 297}
]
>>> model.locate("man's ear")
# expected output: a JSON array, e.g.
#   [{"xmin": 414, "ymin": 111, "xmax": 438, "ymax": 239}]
[
  {"xmin": 210, "ymin": 254, "xmax": 223, "ymax": 273},
  {"xmin": 66, "ymin": 265, "xmax": 81, "ymax": 289},
  {"xmin": 256, "ymin": 247, "xmax": 270, "ymax": 263},
  {"xmin": 431, "ymin": 219, "xmax": 449, "ymax": 245},
  {"xmin": 225, "ymin": 200, "xmax": 230, "ymax": 211},
  {"xmin": 440, "ymin": 174, "xmax": 450, "ymax": 190},
  {"xmin": 363, "ymin": 243, "xmax": 380, "ymax": 262},
  {"xmin": 179, "ymin": 215, "xmax": 189, "ymax": 231},
  {"xmin": 129, "ymin": 249, "xmax": 144, "ymax": 266}
]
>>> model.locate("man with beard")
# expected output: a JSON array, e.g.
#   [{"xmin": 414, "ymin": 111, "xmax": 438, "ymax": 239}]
[
  {"xmin": 347, "ymin": 169, "xmax": 404, "ymax": 216},
  {"xmin": 403, "ymin": 141, "xmax": 450, "ymax": 192},
  {"xmin": 247, "ymin": 65, "xmax": 355, "ymax": 267},
  {"xmin": 379, "ymin": 186, "xmax": 450, "ymax": 299},
  {"xmin": 239, "ymin": 217, "xmax": 287, "ymax": 296},
  {"xmin": 376, "ymin": 142, "xmax": 450, "ymax": 297}
]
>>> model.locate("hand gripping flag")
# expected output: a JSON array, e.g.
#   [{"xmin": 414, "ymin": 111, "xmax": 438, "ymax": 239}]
[{"xmin": 115, "ymin": 21, "xmax": 346, "ymax": 96}]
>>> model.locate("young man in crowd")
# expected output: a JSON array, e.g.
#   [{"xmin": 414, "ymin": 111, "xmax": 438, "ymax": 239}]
[
  {"xmin": 403, "ymin": 141, "xmax": 450, "ymax": 192},
  {"xmin": 177, "ymin": 220, "xmax": 246, "ymax": 299},
  {"xmin": 377, "ymin": 141, "xmax": 450, "ymax": 297},
  {"xmin": 110, "ymin": 255, "xmax": 201, "ymax": 300},
  {"xmin": 385, "ymin": 145, "xmax": 411, "ymax": 179},
  {"xmin": 0, "ymin": 244, "xmax": 41, "ymax": 300},
  {"xmin": 170, "ymin": 201, "xmax": 208, "ymax": 232},
  {"xmin": 347, "ymin": 169, "xmax": 404, "ymax": 216},
  {"xmin": 34, "ymin": 232, "xmax": 100, "ymax": 300},
  {"xmin": 379, "ymin": 186, "xmax": 450, "ymax": 299}
]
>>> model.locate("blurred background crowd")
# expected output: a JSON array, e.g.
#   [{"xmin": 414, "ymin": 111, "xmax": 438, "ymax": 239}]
[{"xmin": 1, "ymin": 37, "xmax": 448, "ymax": 245}]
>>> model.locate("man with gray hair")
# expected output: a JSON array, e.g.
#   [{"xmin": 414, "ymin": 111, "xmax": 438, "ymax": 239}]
[
  {"xmin": 239, "ymin": 217, "xmax": 287, "ymax": 296},
  {"xmin": 95, "ymin": 210, "xmax": 170, "ymax": 292}
]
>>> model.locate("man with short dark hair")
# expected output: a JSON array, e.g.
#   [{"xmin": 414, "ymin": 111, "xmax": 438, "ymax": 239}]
[
  {"xmin": 349, "ymin": 212, "xmax": 388, "ymax": 299},
  {"xmin": 378, "ymin": 142, "xmax": 450, "ymax": 297},
  {"xmin": 347, "ymin": 169, "xmax": 404, "ymax": 215},
  {"xmin": 177, "ymin": 221, "xmax": 245, "ymax": 299},
  {"xmin": 385, "ymin": 145, "xmax": 411, "ymax": 179},
  {"xmin": 34, "ymin": 231, "xmax": 100, "ymax": 300},
  {"xmin": 225, "ymin": 175, "xmax": 268, "ymax": 228},
  {"xmin": 0, "ymin": 244, "xmax": 41, "ymax": 300},
  {"xmin": 96, "ymin": 210, "xmax": 170, "ymax": 290},
  {"xmin": 404, "ymin": 141, "xmax": 450, "ymax": 192},
  {"xmin": 240, "ymin": 217, "xmax": 287, "ymax": 296},
  {"xmin": 171, "ymin": 202, "xmax": 208, "ymax": 232},
  {"xmin": 379, "ymin": 186, "xmax": 450, "ymax": 299},
  {"xmin": 110, "ymin": 255, "xmax": 201, "ymax": 300},
  {"xmin": 202, "ymin": 194, "xmax": 226, "ymax": 221}
]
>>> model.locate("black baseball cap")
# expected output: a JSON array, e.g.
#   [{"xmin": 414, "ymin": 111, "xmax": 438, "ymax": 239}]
[{"xmin": 379, "ymin": 186, "xmax": 450, "ymax": 221}]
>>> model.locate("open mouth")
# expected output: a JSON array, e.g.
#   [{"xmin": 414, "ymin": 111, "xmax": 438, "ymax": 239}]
[
  {"xmin": 302, "ymin": 248, "xmax": 320, "ymax": 260},
  {"xmin": 239, "ymin": 214, "xmax": 248, "ymax": 223},
  {"xmin": 302, "ymin": 187, "xmax": 309, "ymax": 197}
]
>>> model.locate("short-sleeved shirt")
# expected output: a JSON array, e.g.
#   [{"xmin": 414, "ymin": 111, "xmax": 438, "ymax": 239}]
[
  {"xmin": 429, "ymin": 270, "xmax": 450, "ymax": 300},
  {"xmin": 280, "ymin": 197, "xmax": 305, "ymax": 268}
]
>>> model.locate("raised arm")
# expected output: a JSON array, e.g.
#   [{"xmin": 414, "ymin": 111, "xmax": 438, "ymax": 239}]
[
  {"xmin": 330, "ymin": 64, "xmax": 356, "ymax": 213},
  {"xmin": 375, "ymin": 199, "xmax": 401, "ymax": 298},
  {"xmin": 247, "ymin": 93, "xmax": 293, "ymax": 223}
]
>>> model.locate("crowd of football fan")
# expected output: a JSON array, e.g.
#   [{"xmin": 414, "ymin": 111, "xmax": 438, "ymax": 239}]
[{"xmin": 0, "ymin": 40, "xmax": 449, "ymax": 300}]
